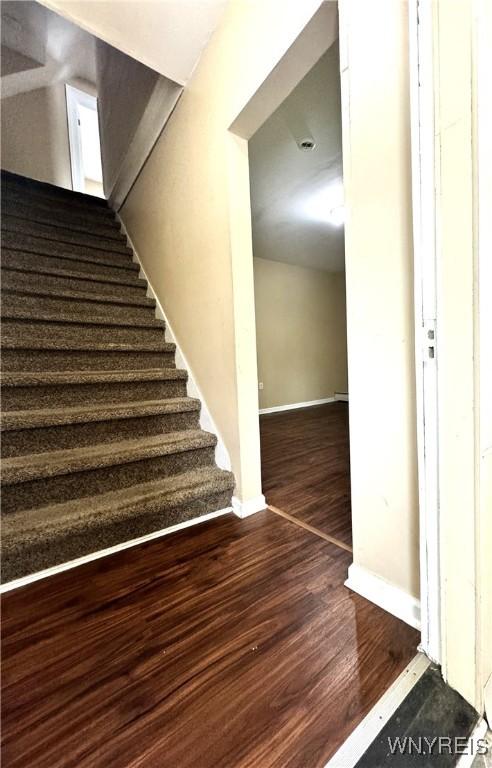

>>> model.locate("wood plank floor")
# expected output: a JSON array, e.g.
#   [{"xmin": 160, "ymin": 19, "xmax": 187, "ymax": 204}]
[
  {"xmin": 260, "ymin": 402, "xmax": 352, "ymax": 544},
  {"xmin": 2, "ymin": 509, "xmax": 418, "ymax": 768}
]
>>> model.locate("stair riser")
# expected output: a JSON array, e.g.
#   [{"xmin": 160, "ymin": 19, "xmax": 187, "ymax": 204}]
[
  {"xmin": 1, "ymin": 293, "xmax": 158, "ymax": 325},
  {"xmin": 2, "ymin": 199, "xmax": 121, "ymax": 239},
  {"xmin": 2, "ymin": 215, "xmax": 129, "ymax": 254},
  {"xmin": 2, "ymin": 250, "xmax": 141, "ymax": 281},
  {"xmin": 2, "ymin": 180, "xmax": 110, "ymax": 213},
  {"xmin": 2, "ymin": 447, "xmax": 216, "ymax": 514},
  {"xmin": 2, "ymin": 379, "xmax": 188, "ymax": 411},
  {"xmin": 1, "ymin": 267, "xmax": 148, "ymax": 299},
  {"xmin": 2, "ymin": 269, "xmax": 152, "ymax": 296},
  {"xmin": 2, "ymin": 320, "xmax": 166, "ymax": 346},
  {"xmin": 0, "ymin": 489, "xmax": 232, "ymax": 582},
  {"xmin": 1, "ymin": 232, "xmax": 134, "ymax": 269},
  {"xmin": 2, "ymin": 411, "xmax": 200, "ymax": 457},
  {"xmin": 1, "ymin": 348, "xmax": 175, "ymax": 372}
]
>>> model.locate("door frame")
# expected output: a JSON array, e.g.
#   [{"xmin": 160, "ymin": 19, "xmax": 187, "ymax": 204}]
[
  {"xmin": 65, "ymin": 83, "xmax": 99, "ymax": 193},
  {"xmin": 408, "ymin": 0, "xmax": 441, "ymax": 664}
]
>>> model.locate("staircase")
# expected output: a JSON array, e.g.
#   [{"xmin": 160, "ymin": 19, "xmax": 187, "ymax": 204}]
[{"xmin": 0, "ymin": 170, "xmax": 235, "ymax": 583}]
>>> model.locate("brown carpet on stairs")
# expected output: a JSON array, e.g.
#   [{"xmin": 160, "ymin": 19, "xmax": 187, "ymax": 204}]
[{"xmin": 0, "ymin": 170, "xmax": 235, "ymax": 583}]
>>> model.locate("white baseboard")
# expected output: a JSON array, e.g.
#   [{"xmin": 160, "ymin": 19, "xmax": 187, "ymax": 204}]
[
  {"xmin": 325, "ymin": 653, "xmax": 430, "ymax": 767},
  {"xmin": 334, "ymin": 392, "xmax": 349, "ymax": 402},
  {"xmin": 119, "ymin": 217, "xmax": 232, "ymax": 473},
  {"xmin": 0, "ymin": 507, "xmax": 233, "ymax": 594},
  {"xmin": 345, "ymin": 563, "xmax": 421, "ymax": 630},
  {"xmin": 232, "ymin": 494, "xmax": 266, "ymax": 518},
  {"xmin": 259, "ymin": 397, "xmax": 335, "ymax": 415}
]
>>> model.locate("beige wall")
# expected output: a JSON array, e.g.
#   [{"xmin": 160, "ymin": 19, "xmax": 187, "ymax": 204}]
[
  {"xmin": 433, "ymin": 0, "xmax": 492, "ymax": 712},
  {"xmin": 339, "ymin": 0, "xmax": 419, "ymax": 599},
  {"xmin": 1, "ymin": 83, "xmax": 72, "ymax": 188},
  {"xmin": 254, "ymin": 258, "xmax": 347, "ymax": 409},
  {"xmin": 95, "ymin": 40, "xmax": 159, "ymax": 196},
  {"xmin": 118, "ymin": 0, "xmax": 329, "ymax": 503}
]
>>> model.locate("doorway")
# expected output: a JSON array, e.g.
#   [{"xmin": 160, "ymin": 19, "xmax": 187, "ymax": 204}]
[
  {"xmin": 248, "ymin": 41, "xmax": 351, "ymax": 550},
  {"xmin": 228, "ymin": 0, "xmax": 426, "ymax": 638},
  {"xmin": 65, "ymin": 84, "xmax": 104, "ymax": 197}
]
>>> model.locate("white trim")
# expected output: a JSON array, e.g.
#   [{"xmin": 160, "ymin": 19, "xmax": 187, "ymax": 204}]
[
  {"xmin": 409, "ymin": 0, "xmax": 441, "ymax": 663},
  {"xmin": 0, "ymin": 507, "xmax": 232, "ymax": 594},
  {"xmin": 455, "ymin": 719, "xmax": 489, "ymax": 768},
  {"xmin": 119, "ymin": 217, "xmax": 232, "ymax": 473},
  {"xmin": 345, "ymin": 563, "xmax": 421, "ymax": 630},
  {"xmin": 231, "ymin": 494, "xmax": 266, "ymax": 518},
  {"xmin": 324, "ymin": 653, "xmax": 430, "ymax": 768},
  {"xmin": 259, "ymin": 397, "xmax": 335, "ymax": 415},
  {"xmin": 65, "ymin": 84, "xmax": 99, "ymax": 193},
  {"xmin": 334, "ymin": 393, "xmax": 349, "ymax": 402}
]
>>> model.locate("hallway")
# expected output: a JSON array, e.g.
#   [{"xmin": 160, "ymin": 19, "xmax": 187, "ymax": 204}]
[
  {"xmin": 2, "ymin": 508, "xmax": 418, "ymax": 768},
  {"xmin": 260, "ymin": 402, "xmax": 351, "ymax": 548}
]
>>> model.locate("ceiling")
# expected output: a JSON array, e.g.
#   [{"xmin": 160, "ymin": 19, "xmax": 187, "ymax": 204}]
[
  {"xmin": 38, "ymin": 0, "xmax": 227, "ymax": 86},
  {"xmin": 1, "ymin": 1, "xmax": 97, "ymax": 99},
  {"xmin": 249, "ymin": 40, "xmax": 345, "ymax": 273}
]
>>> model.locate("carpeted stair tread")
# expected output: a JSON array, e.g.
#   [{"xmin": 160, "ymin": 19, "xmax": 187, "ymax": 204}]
[
  {"xmin": 1, "ymin": 262, "xmax": 147, "ymax": 291},
  {"xmin": 1, "ymin": 397, "xmax": 201, "ymax": 431},
  {"xmin": 2, "ymin": 170, "xmax": 108, "ymax": 208},
  {"xmin": 2, "ymin": 214, "xmax": 130, "ymax": 254},
  {"xmin": 1, "ymin": 331, "xmax": 173, "ymax": 353},
  {"xmin": 0, "ymin": 171, "xmax": 235, "ymax": 581},
  {"xmin": 1, "ymin": 368, "xmax": 187, "ymax": 386},
  {"xmin": 2, "ymin": 466, "xmax": 234, "ymax": 547},
  {"xmin": 1, "ymin": 304, "xmax": 165, "ymax": 328},
  {"xmin": 2, "ymin": 430, "xmax": 217, "ymax": 485},
  {"xmin": 2, "ymin": 201, "xmax": 122, "ymax": 238},
  {"xmin": 1, "ymin": 231, "xmax": 136, "ymax": 269},
  {"xmin": 1, "ymin": 282, "xmax": 155, "ymax": 308}
]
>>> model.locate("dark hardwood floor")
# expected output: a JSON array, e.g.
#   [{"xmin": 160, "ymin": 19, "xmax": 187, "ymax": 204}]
[
  {"xmin": 2, "ymin": 509, "xmax": 418, "ymax": 768},
  {"xmin": 260, "ymin": 402, "xmax": 352, "ymax": 545}
]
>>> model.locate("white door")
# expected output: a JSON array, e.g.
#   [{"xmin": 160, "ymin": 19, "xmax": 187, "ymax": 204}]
[{"xmin": 66, "ymin": 84, "xmax": 103, "ymax": 196}]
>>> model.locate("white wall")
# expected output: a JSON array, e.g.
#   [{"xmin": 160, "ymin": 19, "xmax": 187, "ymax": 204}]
[
  {"xmin": 339, "ymin": 0, "xmax": 419, "ymax": 600},
  {"xmin": 1, "ymin": 82, "xmax": 72, "ymax": 188},
  {"xmin": 249, "ymin": 41, "xmax": 345, "ymax": 273}
]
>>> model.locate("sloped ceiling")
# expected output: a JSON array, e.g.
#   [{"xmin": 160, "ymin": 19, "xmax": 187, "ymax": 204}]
[
  {"xmin": 249, "ymin": 40, "xmax": 345, "ymax": 273},
  {"xmin": 38, "ymin": 0, "xmax": 227, "ymax": 86}
]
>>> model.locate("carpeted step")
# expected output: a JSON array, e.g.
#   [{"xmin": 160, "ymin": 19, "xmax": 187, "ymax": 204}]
[
  {"xmin": 2, "ymin": 397, "xmax": 200, "ymax": 458},
  {"xmin": 1, "ymin": 259, "xmax": 147, "ymax": 292},
  {"xmin": 1, "ymin": 231, "xmax": 134, "ymax": 269},
  {"xmin": 2, "ymin": 183, "xmax": 116, "ymax": 221},
  {"xmin": 2, "ymin": 198, "xmax": 122, "ymax": 239},
  {"xmin": 2, "ymin": 429, "xmax": 216, "ymax": 485},
  {"xmin": 1, "ymin": 318, "xmax": 167, "ymax": 347},
  {"xmin": 1, "ymin": 431, "xmax": 218, "ymax": 514},
  {"xmin": 1, "ymin": 467, "xmax": 235, "ymax": 582},
  {"xmin": 2, "ymin": 214, "xmax": 130, "ymax": 254},
  {"xmin": 1, "ymin": 396, "xmax": 199, "ymax": 432},
  {"xmin": 1, "ymin": 369, "xmax": 188, "ymax": 410},
  {"xmin": 1, "ymin": 276, "xmax": 154, "ymax": 307},
  {"xmin": 1, "ymin": 292, "xmax": 161, "ymax": 326},
  {"xmin": 0, "ymin": 171, "xmax": 236, "ymax": 582},
  {"xmin": 1, "ymin": 170, "xmax": 108, "ymax": 209},
  {"xmin": 1, "ymin": 347, "xmax": 176, "ymax": 372}
]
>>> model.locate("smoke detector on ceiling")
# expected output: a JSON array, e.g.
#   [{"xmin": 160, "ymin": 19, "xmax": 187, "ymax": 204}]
[{"xmin": 297, "ymin": 137, "xmax": 316, "ymax": 151}]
